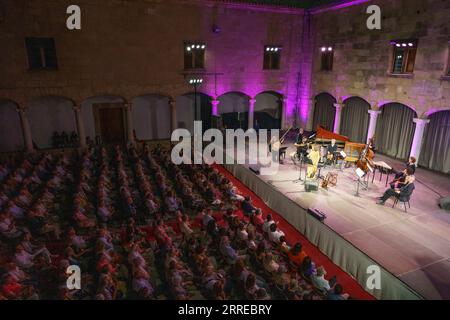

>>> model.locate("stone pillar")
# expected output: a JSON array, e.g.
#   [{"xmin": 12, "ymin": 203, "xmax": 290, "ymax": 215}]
[
  {"xmin": 410, "ymin": 118, "xmax": 430, "ymax": 163},
  {"xmin": 248, "ymin": 98, "xmax": 256, "ymax": 129},
  {"xmin": 73, "ymin": 105, "xmax": 87, "ymax": 148},
  {"xmin": 367, "ymin": 109, "xmax": 381, "ymax": 143},
  {"xmin": 169, "ymin": 97, "xmax": 177, "ymax": 132},
  {"xmin": 280, "ymin": 98, "xmax": 287, "ymax": 129},
  {"xmin": 17, "ymin": 107, "xmax": 34, "ymax": 153},
  {"xmin": 305, "ymin": 97, "xmax": 314, "ymax": 131},
  {"xmin": 124, "ymin": 103, "xmax": 135, "ymax": 145},
  {"xmin": 333, "ymin": 102, "xmax": 343, "ymax": 134},
  {"xmin": 211, "ymin": 99, "xmax": 219, "ymax": 117}
]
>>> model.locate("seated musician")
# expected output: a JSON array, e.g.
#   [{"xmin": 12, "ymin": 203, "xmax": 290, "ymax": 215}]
[
  {"xmin": 306, "ymin": 145, "xmax": 320, "ymax": 178},
  {"xmin": 394, "ymin": 157, "xmax": 416, "ymax": 180},
  {"xmin": 326, "ymin": 139, "xmax": 338, "ymax": 165},
  {"xmin": 377, "ymin": 168, "xmax": 415, "ymax": 205},
  {"xmin": 270, "ymin": 136, "xmax": 281, "ymax": 163}
]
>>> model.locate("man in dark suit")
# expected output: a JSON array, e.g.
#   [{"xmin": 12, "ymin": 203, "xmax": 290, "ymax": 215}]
[
  {"xmin": 242, "ymin": 196, "xmax": 257, "ymax": 217},
  {"xmin": 377, "ymin": 175, "xmax": 415, "ymax": 205}
]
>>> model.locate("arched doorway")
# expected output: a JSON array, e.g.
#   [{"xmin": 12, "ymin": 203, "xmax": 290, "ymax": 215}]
[
  {"xmin": 254, "ymin": 91, "xmax": 282, "ymax": 129},
  {"xmin": 132, "ymin": 94, "xmax": 171, "ymax": 141},
  {"xmin": 176, "ymin": 92, "xmax": 212, "ymax": 134},
  {"xmin": 81, "ymin": 95, "xmax": 127, "ymax": 145},
  {"xmin": 0, "ymin": 99, "xmax": 23, "ymax": 152},
  {"xmin": 27, "ymin": 96, "xmax": 76, "ymax": 149},
  {"xmin": 217, "ymin": 92, "xmax": 249, "ymax": 130},
  {"xmin": 375, "ymin": 102, "xmax": 417, "ymax": 160},
  {"xmin": 312, "ymin": 92, "xmax": 336, "ymax": 132},
  {"xmin": 419, "ymin": 110, "xmax": 450, "ymax": 173},
  {"xmin": 340, "ymin": 96, "xmax": 370, "ymax": 143}
]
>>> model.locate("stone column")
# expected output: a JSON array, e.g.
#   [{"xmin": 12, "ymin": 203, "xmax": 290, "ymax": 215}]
[
  {"xmin": 333, "ymin": 102, "xmax": 343, "ymax": 134},
  {"xmin": 248, "ymin": 98, "xmax": 256, "ymax": 129},
  {"xmin": 410, "ymin": 118, "xmax": 430, "ymax": 163},
  {"xmin": 367, "ymin": 109, "xmax": 381, "ymax": 143},
  {"xmin": 211, "ymin": 99, "xmax": 219, "ymax": 117},
  {"xmin": 124, "ymin": 103, "xmax": 135, "ymax": 145},
  {"xmin": 169, "ymin": 97, "xmax": 177, "ymax": 132},
  {"xmin": 17, "ymin": 107, "xmax": 34, "ymax": 153},
  {"xmin": 305, "ymin": 97, "xmax": 314, "ymax": 131},
  {"xmin": 73, "ymin": 105, "xmax": 87, "ymax": 148},
  {"xmin": 280, "ymin": 98, "xmax": 287, "ymax": 129}
]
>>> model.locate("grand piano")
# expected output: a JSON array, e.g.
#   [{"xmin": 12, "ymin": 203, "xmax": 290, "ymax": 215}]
[{"xmin": 313, "ymin": 126, "xmax": 366, "ymax": 164}]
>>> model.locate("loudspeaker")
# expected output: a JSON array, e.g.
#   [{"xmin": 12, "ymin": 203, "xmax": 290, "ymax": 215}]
[
  {"xmin": 308, "ymin": 208, "xmax": 327, "ymax": 222},
  {"xmin": 304, "ymin": 179, "xmax": 319, "ymax": 192},
  {"xmin": 249, "ymin": 166, "xmax": 260, "ymax": 175},
  {"xmin": 439, "ymin": 196, "xmax": 450, "ymax": 212}
]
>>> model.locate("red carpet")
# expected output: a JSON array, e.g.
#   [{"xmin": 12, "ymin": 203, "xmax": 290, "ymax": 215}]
[{"xmin": 215, "ymin": 164, "xmax": 375, "ymax": 300}]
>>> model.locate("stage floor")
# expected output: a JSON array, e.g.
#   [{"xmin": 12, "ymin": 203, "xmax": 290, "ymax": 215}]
[{"xmin": 226, "ymin": 141, "xmax": 450, "ymax": 299}]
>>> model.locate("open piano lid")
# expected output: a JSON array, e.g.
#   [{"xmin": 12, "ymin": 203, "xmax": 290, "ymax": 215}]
[{"xmin": 315, "ymin": 125, "xmax": 350, "ymax": 142}]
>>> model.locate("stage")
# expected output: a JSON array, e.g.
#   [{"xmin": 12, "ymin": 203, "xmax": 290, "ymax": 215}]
[{"xmin": 223, "ymin": 139, "xmax": 450, "ymax": 300}]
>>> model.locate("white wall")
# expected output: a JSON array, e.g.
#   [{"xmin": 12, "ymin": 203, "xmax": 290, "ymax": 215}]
[
  {"xmin": 81, "ymin": 96, "xmax": 124, "ymax": 140},
  {"xmin": 0, "ymin": 101, "xmax": 23, "ymax": 152},
  {"xmin": 218, "ymin": 93, "xmax": 249, "ymax": 114},
  {"xmin": 132, "ymin": 95, "xmax": 171, "ymax": 140},
  {"xmin": 27, "ymin": 97, "xmax": 76, "ymax": 149}
]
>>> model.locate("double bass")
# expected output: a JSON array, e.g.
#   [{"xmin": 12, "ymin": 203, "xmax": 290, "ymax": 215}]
[{"xmin": 356, "ymin": 137, "xmax": 375, "ymax": 174}]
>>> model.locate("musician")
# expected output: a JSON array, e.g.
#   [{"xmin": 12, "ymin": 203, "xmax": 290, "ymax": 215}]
[
  {"xmin": 270, "ymin": 136, "xmax": 281, "ymax": 163},
  {"xmin": 326, "ymin": 139, "xmax": 338, "ymax": 165},
  {"xmin": 377, "ymin": 171, "xmax": 415, "ymax": 206},
  {"xmin": 294, "ymin": 128, "xmax": 308, "ymax": 158},
  {"xmin": 306, "ymin": 145, "xmax": 320, "ymax": 178}
]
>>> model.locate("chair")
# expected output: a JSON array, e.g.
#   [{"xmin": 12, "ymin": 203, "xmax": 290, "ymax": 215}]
[{"xmin": 392, "ymin": 184, "xmax": 415, "ymax": 213}]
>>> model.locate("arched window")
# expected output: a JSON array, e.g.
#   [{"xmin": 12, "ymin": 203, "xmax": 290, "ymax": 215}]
[
  {"xmin": 375, "ymin": 103, "xmax": 417, "ymax": 160},
  {"xmin": 340, "ymin": 97, "xmax": 370, "ymax": 143},
  {"xmin": 254, "ymin": 91, "xmax": 282, "ymax": 129},
  {"xmin": 312, "ymin": 92, "xmax": 336, "ymax": 131},
  {"xmin": 419, "ymin": 110, "xmax": 450, "ymax": 173}
]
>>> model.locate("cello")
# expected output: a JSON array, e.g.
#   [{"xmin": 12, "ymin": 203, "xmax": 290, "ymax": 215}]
[{"xmin": 356, "ymin": 137, "xmax": 375, "ymax": 174}]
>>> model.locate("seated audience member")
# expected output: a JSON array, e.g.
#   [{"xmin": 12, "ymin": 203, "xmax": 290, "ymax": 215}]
[
  {"xmin": 299, "ymin": 256, "xmax": 316, "ymax": 278},
  {"xmin": 262, "ymin": 214, "xmax": 275, "ymax": 234},
  {"xmin": 288, "ymin": 242, "xmax": 306, "ymax": 267},
  {"xmin": 312, "ymin": 266, "xmax": 332, "ymax": 292},
  {"xmin": 268, "ymin": 223, "xmax": 285, "ymax": 243},
  {"xmin": 327, "ymin": 283, "xmax": 348, "ymax": 300},
  {"xmin": 241, "ymin": 196, "xmax": 257, "ymax": 217}
]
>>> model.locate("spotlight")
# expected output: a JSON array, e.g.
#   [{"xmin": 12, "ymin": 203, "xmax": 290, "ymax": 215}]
[
  {"xmin": 196, "ymin": 45, "xmax": 200, "ymax": 49},
  {"xmin": 201, "ymin": 45, "xmax": 205, "ymax": 49},
  {"xmin": 408, "ymin": 42, "xmax": 413, "ymax": 47},
  {"xmin": 328, "ymin": 47, "xmax": 332, "ymax": 51},
  {"xmin": 402, "ymin": 43, "xmax": 407, "ymax": 47},
  {"xmin": 274, "ymin": 48, "xmax": 278, "ymax": 52},
  {"xmin": 266, "ymin": 47, "xmax": 270, "ymax": 52},
  {"xmin": 186, "ymin": 47, "xmax": 191, "ymax": 51},
  {"xmin": 321, "ymin": 47, "xmax": 326, "ymax": 52},
  {"xmin": 396, "ymin": 43, "xmax": 401, "ymax": 47}
]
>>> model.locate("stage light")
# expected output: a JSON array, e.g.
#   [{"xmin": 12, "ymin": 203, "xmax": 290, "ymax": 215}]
[
  {"xmin": 274, "ymin": 48, "xmax": 278, "ymax": 52},
  {"xmin": 191, "ymin": 45, "xmax": 195, "ymax": 49},
  {"xmin": 328, "ymin": 47, "xmax": 332, "ymax": 51},
  {"xmin": 402, "ymin": 43, "xmax": 407, "ymax": 47},
  {"xmin": 266, "ymin": 47, "xmax": 270, "ymax": 51},
  {"xmin": 396, "ymin": 43, "xmax": 401, "ymax": 47},
  {"xmin": 201, "ymin": 45, "xmax": 205, "ymax": 49},
  {"xmin": 321, "ymin": 47, "xmax": 326, "ymax": 52},
  {"xmin": 408, "ymin": 42, "xmax": 413, "ymax": 47},
  {"xmin": 196, "ymin": 45, "xmax": 200, "ymax": 49},
  {"xmin": 186, "ymin": 47, "xmax": 191, "ymax": 51}
]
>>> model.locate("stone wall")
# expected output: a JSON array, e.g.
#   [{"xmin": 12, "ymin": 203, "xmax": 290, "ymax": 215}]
[
  {"xmin": 310, "ymin": 0, "xmax": 450, "ymax": 116},
  {"xmin": 0, "ymin": 0, "xmax": 305, "ymax": 126}
]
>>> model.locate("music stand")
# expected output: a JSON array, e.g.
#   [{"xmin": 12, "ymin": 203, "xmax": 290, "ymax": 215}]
[{"xmin": 293, "ymin": 153, "xmax": 305, "ymax": 183}]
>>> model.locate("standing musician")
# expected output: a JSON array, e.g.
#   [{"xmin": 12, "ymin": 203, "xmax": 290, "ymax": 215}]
[
  {"xmin": 270, "ymin": 136, "xmax": 281, "ymax": 163},
  {"xmin": 326, "ymin": 139, "xmax": 338, "ymax": 165},
  {"xmin": 294, "ymin": 128, "xmax": 308, "ymax": 159},
  {"xmin": 306, "ymin": 145, "xmax": 321, "ymax": 178}
]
